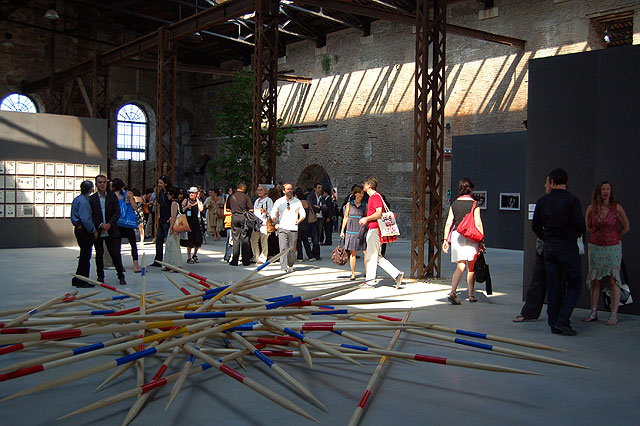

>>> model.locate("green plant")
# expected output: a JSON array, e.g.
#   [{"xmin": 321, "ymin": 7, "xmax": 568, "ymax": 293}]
[
  {"xmin": 207, "ymin": 71, "xmax": 293, "ymax": 189},
  {"xmin": 320, "ymin": 53, "xmax": 331, "ymax": 74}
]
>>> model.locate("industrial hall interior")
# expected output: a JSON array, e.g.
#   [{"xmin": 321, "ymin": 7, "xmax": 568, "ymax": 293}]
[{"xmin": 1, "ymin": 1, "xmax": 640, "ymax": 425}]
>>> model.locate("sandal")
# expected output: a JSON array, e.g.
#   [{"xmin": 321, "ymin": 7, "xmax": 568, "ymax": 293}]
[
  {"xmin": 605, "ymin": 315, "xmax": 617, "ymax": 326},
  {"xmin": 468, "ymin": 296, "xmax": 478, "ymax": 303},
  {"xmin": 582, "ymin": 311, "xmax": 598, "ymax": 322},
  {"xmin": 186, "ymin": 258, "xmax": 195, "ymax": 264},
  {"xmin": 192, "ymin": 255, "xmax": 199, "ymax": 263},
  {"xmin": 448, "ymin": 292, "xmax": 461, "ymax": 305}
]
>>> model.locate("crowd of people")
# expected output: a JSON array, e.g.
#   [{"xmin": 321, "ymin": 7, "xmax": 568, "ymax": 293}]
[
  {"xmin": 443, "ymin": 169, "xmax": 630, "ymax": 336},
  {"xmin": 70, "ymin": 168, "xmax": 630, "ymax": 333}
]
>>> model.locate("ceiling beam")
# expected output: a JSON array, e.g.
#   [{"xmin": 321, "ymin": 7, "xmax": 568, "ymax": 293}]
[
  {"xmin": 294, "ymin": 0, "xmax": 526, "ymax": 48},
  {"xmin": 23, "ymin": 0, "xmax": 255, "ymax": 93},
  {"xmin": 282, "ymin": 2, "xmax": 367, "ymax": 34}
]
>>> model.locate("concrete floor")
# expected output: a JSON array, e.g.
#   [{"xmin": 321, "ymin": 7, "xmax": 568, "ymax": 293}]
[{"xmin": 0, "ymin": 237, "xmax": 638, "ymax": 425}]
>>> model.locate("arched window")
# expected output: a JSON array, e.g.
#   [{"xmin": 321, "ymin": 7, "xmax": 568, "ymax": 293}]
[
  {"xmin": 0, "ymin": 93, "xmax": 38, "ymax": 113},
  {"xmin": 116, "ymin": 104, "xmax": 147, "ymax": 161}
]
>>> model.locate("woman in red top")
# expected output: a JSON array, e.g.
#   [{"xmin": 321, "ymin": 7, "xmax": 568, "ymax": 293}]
[{"xmin": 583, "ymin": 181, "xmax": 630, "ymax": 325}]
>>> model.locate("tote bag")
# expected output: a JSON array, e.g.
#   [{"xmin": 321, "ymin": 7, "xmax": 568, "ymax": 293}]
[
  {"xmin": 173, "ymin": 213, "xmax": 191, "ymax": 234},
  {"xmin": 376, "ymin": 195, "xmax": 400, "ymax": 238},
  {"xmin": 456, "ymin": 201, "xmax": 483, "ymax": 243},
  {"xmin": 117, "ymin": 191, "xmax": 138, "ymax": 229}
]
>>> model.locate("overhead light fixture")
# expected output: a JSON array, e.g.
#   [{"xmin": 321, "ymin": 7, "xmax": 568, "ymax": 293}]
[{"xmin": 44, "ymin": 8, "xmax": 60, "ymax": 20}]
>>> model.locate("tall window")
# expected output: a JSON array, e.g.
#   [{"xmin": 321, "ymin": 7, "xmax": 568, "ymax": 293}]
[
  {"xmin": 116, "ymin": 104, "xmax": 147, "ymax": 161},
  {"xmin": 0, "ymin": 93, "xmax": 37, "ymax": 113}
]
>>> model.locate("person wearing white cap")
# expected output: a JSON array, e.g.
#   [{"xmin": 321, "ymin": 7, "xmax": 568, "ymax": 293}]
[{"xmin": 183, "ymin": 186, "xmax": 204, "ymax": 264}]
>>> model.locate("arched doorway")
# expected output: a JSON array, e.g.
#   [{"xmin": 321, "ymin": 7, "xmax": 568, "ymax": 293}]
[{"xmin": 296, "ymin": 164, "xmax": 331, "ymax": 193}]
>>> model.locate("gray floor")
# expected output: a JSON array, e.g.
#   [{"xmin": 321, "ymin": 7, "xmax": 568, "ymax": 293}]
[{"xmin": 0, "ymin": 237, "xmax": 638, "ymax": 425}]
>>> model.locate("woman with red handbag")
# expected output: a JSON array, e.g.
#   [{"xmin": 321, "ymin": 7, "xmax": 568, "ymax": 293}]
[{"xmin": 442, "ymin": 178, "xmax": 484, "ymax": 304}]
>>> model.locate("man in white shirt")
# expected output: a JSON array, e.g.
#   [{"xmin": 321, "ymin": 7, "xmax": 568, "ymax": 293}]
[
  {"xmin": 270, "ymin": 183, "xmax": 305, "ymax": 272},
  {"xmin": 251, "ymin": 185, "xmax": 273, "ymax": 264}
]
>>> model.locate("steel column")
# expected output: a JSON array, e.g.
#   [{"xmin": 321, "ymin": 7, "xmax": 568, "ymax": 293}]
[
  {"xmin": 252, "ymin": 0, "xmax": 279, "ymax": 190},
  {"xmin": 411, "ymin": 0, "xmax": 446, "ymax": 279},
  {"xmin": 91, "ymin": 56, "xmax": 109, "ymax": 119},
  {"xmin": 156, "ymin": 26, "xmax": 178, "ymax": 185}
]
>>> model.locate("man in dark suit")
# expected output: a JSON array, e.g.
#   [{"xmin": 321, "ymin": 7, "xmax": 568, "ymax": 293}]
[
  {"xmin": 90, "ymin": 174, "xmax": 126, "ymax": 285},
  {"xmin": 321, "ymin": 189, "xmax": 334, "ymax": 245}
]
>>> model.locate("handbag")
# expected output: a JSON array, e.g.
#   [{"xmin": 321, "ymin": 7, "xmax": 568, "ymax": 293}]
[
  {"xmin": 307, "ymin": 207, "xmax": 318, "ymax": 224},
  {"xmin": 471, "ymin": 250, "xmax": 492, "ymax": 295},
  {"xmin": 376, "ymin": 194, "xmax": 400, "ymax": 238},
  {"xmin": 117, "ymin": 191, "xmax": 138, "ymax": 229},
  {"xmin": 603, "ymin": 258, "xmax": 633, "ymax": 310},
  {"xmin": 224, "ymin": 214, "xmax": 232, "ymax": 229},
  {"xmin": 266, "ymin": 216, "xmax": 276, "ymax": 234},
  {"xmin": 456, "ymin": 201, "xmax": 483, "ymax": 243},
  {"xmin": 331, "ymin": 238, "xmax": 349, "ymax": 266},
  {"xmin": 243, "ymin": 211, "xmax": 262, "ymax": 232},
  {"xmin": 173, "ymin": 213, "xmax": 191, "ymax": 233}
]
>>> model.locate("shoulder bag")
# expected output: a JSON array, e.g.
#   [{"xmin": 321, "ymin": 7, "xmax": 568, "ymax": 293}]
[
  {"xmin": 471, "ymin": 249, "xmax": 492, "ymax": 295},
  {"xmin": 376, "ymin": 194, "xmax": 400, "ymax": 238},
  {"xmin": 173, "ymin": 213, "xmax": 191, "ymax": 234},
  {"xmin": 307, "ymin": 207, "xmax": 318, "ymax": 224},
  {"xmin": 117, "ymin": 190, "xmax": 138, "ymax": 229},
  {"xmin": 331, "ymin": 238, "xmax": 349, "ymax": 266},
  {"xmin": 456, "ymin": 201, "xmax": 484, "ymax": 243}
]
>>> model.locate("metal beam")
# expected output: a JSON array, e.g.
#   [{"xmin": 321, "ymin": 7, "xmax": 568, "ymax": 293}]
[
  {"xmin": 294, "ymin": 0, "xmax": 525, "ymax": 48},
  {"xmin": 282, "ymin": 2, "xmax": 367, "ymax": 34},
  {"xmin": 23, "ymin": 0, "xmax": 255, "ymax": 94}
]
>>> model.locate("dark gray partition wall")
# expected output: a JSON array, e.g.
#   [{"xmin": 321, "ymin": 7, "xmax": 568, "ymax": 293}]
[
  {"xmin": 0, "ymin": 111, "xmax": 107, "ymax": 248},
  {"xmin": 451, "ymin": 132, "xmax": 526, "ymax": 250},
  {"xmin": 526, "ymin": 45, "xmax": 640, "ymax": 315}
]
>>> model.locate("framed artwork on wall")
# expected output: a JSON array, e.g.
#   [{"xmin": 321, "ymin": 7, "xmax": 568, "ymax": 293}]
[
  {"xmin": 65, "ymin": 163, "xmax": 75, "ymax": 176},
  {"xmin": 35, "ymin": 191, "xmax": 45, "ymax": 203},
  {"xmin": 5, "ymin": 161, "xmax": 15, "ymax": 174},
  {"xmin": 65, "ymin": 191, "xmax": 74, "ymax": 204},
  {"xmin": 35, "ymin": 162, "xmax": 45, "ymax": 175},
  {"xmin": 35, "ymin": 176, "xmax": 45, "ymax": 189},
  {"xmin": 55, "ymin": 163, "xmax": 65, "ymax": 176},
  {"xmin": 0, "ymin": 175, "xmax": 4, "ymax": 189},
  {"xmin": 499, "ymin": 193, "xmax": 521, "ymax": 211},
  {"xmin": 17, "ymin": 204, "xmax": 34, "ymax": 218},
  {"xmin": 17, "ymin": 161, "xmax": 34, "ymax": 175},
  {"xmin": 75, "ymin": 164, "xmax": 84, "ymax": 176},
  {"xmin": 45, "ymin": 205, "xmax": 54, "ymax": 218},
  {"xmin": 45, "ymin": 191, "xmax": 55, "ymax": 204},
  {"xmin": 6, "ymin": 190, "xmax": 15, "ymax": 203},
  {"xmin": 55, "ymin": 205, "xmax": 64, "ymax": 218},
  {"xmin": 6, "ymin": 205, "xmax": 15, "ymax": 218},
  {"xmin": 45, "ymin": 163, "xmax": 55, "ymax": 176},
  {"xmin": 5, "ymin": 175, "xmax": 15, "ymax": 189},
  {"xmin": 472, "ymin": 191, "xmax": 487, "ymax": 210},
  {"xmin": 64, "ymin": 204, "xmax": 71, "ymax": 218},
  {"xmin": 0, "ymin": 205, "xmax": 3, "ymax": 218},
  {"xmin": 16, "ymin": 190, "xmax": 34, "ymax": 203},
  {"xmin": 0, "ymin": 190, "xmax": 3, "ymax": 203},
  {"xmin": 16, "ymin": 176, "xmax": 34, "ymax": 189},
  {"xmin": 0, "ymin": 161, "xmax": 4, "ymax": 174},
  {"xmin": 34, "ymin": 205, "xmax": 44, "ymax": 217}
]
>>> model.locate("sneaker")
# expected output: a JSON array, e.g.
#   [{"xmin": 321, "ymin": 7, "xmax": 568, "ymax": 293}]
[
  {"xmin": 287, "ymin": 267, "xmax": 294, "ymax": 273},
  {"xmin": 149, "ymin": 262, "xmax": 162, "ymax": 267},
  {"xmin": 394, "ymin": 271, "xmax": 404, "ymax": 288},
  {"xmin": 308, "ymin": 258, "xmax": 315, "ymax": 262}
]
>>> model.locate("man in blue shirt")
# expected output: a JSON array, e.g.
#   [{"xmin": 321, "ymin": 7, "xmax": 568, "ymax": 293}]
[
  {"xmin": 532, "ymin": 168, "xmax": 585, "ymax": 336},
  {"xmin": 71, "ymin": 180, "xmax": 99, "ymax": 288}
]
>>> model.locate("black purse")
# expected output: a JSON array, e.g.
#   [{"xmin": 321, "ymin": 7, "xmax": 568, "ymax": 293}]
[
  {"xmin": 243, "ymin": 211, "xmax": 262, "ymax": 232},
  {"xmin": 472, "ymin": 250, "xmax": 492, "ymax": 295}
]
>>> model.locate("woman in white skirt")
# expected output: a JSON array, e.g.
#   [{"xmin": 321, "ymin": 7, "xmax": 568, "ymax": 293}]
[
  {"xmin": 163, "ymin": 188, "xmax": 183, "ymax": 269},
  {"xmin": 442, "ymin": 178, "xmax": 484, "ymax": 304}
]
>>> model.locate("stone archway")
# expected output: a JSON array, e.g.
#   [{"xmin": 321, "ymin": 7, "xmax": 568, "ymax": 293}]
[{"xmin": 296, "ymin": 164, "xmax": 331, "ymax": 193}]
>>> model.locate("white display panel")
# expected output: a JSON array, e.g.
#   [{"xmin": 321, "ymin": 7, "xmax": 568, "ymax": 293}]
[
  {"xmin": 45, "ymin": 163, "xmax": 55, "ymax": 176},
  {"xmin": 5, "ymin": 190, "xmax": 15, "ymax": 203},
  {"xmin": 5, "ymin": 205, "xmax": 15, "ymax": 217},
  {"xmin": 34, "ymin": 205, "xmax": 44, "ymax": 217},
  {"xmin": 45, "ymin": 191, "xmax": 54, "ymax": 204},
  {"xmin": 5, "ymin": 161, "xmax": 16, "ymax": 174},
  {"xmin": 35, "ymin": 162, "xmax": 45, "ymax": 175},
  {"xmin": 17, "ymin": 161, "xmax": 34, "ymax": 175},
  {"xmin": 45, "ymin": 205, "xmax": 54, "ymax": 218},
  {"xmin": 16, "ymin": 176, "xmax": 34, "ymax": 189},
  {"xmin": 35, "ymin": 176, "xmax": 45, "ymax": 189},
  {"xmin": 16, "ymin": 190, "xmax": 34, "ymax": 203},
  {"xmin": 17, "ymin": 204, "xmax": 34, "ymax": 218}
]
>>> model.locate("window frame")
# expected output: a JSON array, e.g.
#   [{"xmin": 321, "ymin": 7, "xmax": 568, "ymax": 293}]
[
  {"xmin": 115, "ymin": 103, "xmax": 148, "ymax": 161},
  {"xmin": 0, "ymin": 93, "xmax": 38, "ymax": 113}
]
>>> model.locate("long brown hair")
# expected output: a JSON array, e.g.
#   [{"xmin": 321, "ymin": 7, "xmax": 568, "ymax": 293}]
[{"xmin": 592, "ymin": 180, "xmax": 617, "ymax": 212}]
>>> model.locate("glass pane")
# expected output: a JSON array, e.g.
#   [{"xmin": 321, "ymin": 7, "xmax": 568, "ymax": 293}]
[{"xmin": 0, "ymin": 93, "xmax": 37, "ymax": 113}]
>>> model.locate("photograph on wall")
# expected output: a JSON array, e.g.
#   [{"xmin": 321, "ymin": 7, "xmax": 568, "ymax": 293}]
[
  {"xmin": 499, "ymin": 193, "xmax": 521, "ymax": 211},
  {"xmin": 45, "ymin": 191, "xmax": 54, "ymax": 204},
  {"xmin": 35, "ymin": 191, "xmax": 45, "ymax": 203},
  {"xmin": 75, "ymin": 164, "xmax": 84, "ymax": 176},
  {"xmin": 17, "ymin": 204, "xmax": 34, "ymax": 218},
  {"xmin": 0, "ymin": 190, "xmax": 3, "ymax": 203},
  {"xmin": 0, "ymin": 205, "xmax": 3, "ymax": 218},
  {"xmin": 45, "ymin": 205, "xmax": 54, "ymax": 218},
  {"xmin": 75, "ymin": 177, "xmax": 84, "ymax": 190},
  {"xmin": 55, "ymin": 163, "xmax": 65, "ymax": 176},
  {"xmin": 55, "ymin": 205, "xmax": 64, "ymax": 218},
  {"xmin": 16, "ymin": 176, "xmax": 34, "ymax": 189},
  {"xmin": 6, "ymin": 205, "xmax": 15, "ymax": 218},
  {"xmin": 17, "ymin": 161, "xmax": 34, "ymax": 175},
  {"xmin": 45, "ymin": 163, "xmax": 55, "ymax": 176},
  {"xmin": 5, "ymin": 175, "xmax": 15, "ymax": 189},
  {"xmin": 55, "ymin": 191, "xmax": 64, "ymax": 203},
  {"xmin": 65, "ymin": 163, "xmax": 75, "ymax": 176},
  {"xmin": 5, "ymin": 161, "xmax": 15, "ymax": 174},
  {"xmin": 16, "ymin": 190, "xmax": 34, "ymax": 203},
  {"xmin": 34, "ymin": 205, "xmax": 44, "ymax": 218},
  {"xmin": 35, "ymin": 162, "xmax": 45, "ymax": 175},
  {"xmin": 35, "ymin": 176, "xmax": 45, "ymax": 189},
  {"xmin": 0, "ymin": 175, "xmax": 3, "ymax": 189},
  {"xmin": 45, "ymin": 177, "xmax": 55, "ymax": 190},
  {"xmin": 472, "ymin": 191, "xmax": 487, "ymax": 210},
  {"xmin": 65, "ymin": 191, "xmax": 74, "ymax": 204},
  {"xmin": 65, "ymin": 177, "xmax": 75, "ymax": 190},
  {"xmin": 5, "ymin": 190, "xmax": 15, "ymax": 203},
  {"xmin": 64, "ymin": 204, "xmax": 71, "ymax": 218},
  {"xmin": 55, "ymin": 177, "xmax": 65, "ymax": 190},
  {"xmin": 0, "ymin": 161, "xmax": 4, "ymax": 174},
  {"xmin": 84, "ymin": 164, "xmax": 100, "ymax": 177}
]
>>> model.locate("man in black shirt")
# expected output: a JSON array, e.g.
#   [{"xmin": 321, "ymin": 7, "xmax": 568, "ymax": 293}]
[
  {"xmin": 150, "ymin": 176, "xmax": 171, "ymax": 267},
  {"xmin": 227, "ymin": 181, "xmax": 254, "ymax": 266},
  {"xmin": 532, "ymin": 168, "xmax": 585, "ymax": 335}
]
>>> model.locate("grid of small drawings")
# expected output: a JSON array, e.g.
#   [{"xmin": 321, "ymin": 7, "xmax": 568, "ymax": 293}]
[{"xmin": 0, "ymin": 161, "xmax": 100, "ymax": 219}]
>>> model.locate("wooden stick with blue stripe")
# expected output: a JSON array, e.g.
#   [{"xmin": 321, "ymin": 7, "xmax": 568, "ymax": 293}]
[{"xmin": 4, "ymin": 291, "xmax": 78, "ymax": 328}]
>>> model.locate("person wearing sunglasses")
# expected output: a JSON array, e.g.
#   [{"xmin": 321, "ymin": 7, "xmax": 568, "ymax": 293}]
[{"xmin": 270, "ymin": 183, "xmax": 306, "ymax": 272}]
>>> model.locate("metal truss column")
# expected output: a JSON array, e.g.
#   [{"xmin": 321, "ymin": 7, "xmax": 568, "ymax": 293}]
[
  {"xmin": 252, "ymin": 0, "xmax": 279, "ymax": 191},
  {"xmin": 156, "ymin": 26, "xmax": 178, "ymax": 186},
  {"xmin": 411, "ymin": 0, "xmax": 446, "ymax": 279},
  {"xmin": 91, "ymin": 56, "xmax": 109, "ymax": 119}
]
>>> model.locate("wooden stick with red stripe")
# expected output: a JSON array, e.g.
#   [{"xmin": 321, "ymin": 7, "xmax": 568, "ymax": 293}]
[
  {"xmin": 348, "ymin": 311, "xmax": 411, "ymax": 426},
  {"xmin": 4, "ymin": 291, "xmax": 78, "ymax": 328}
]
